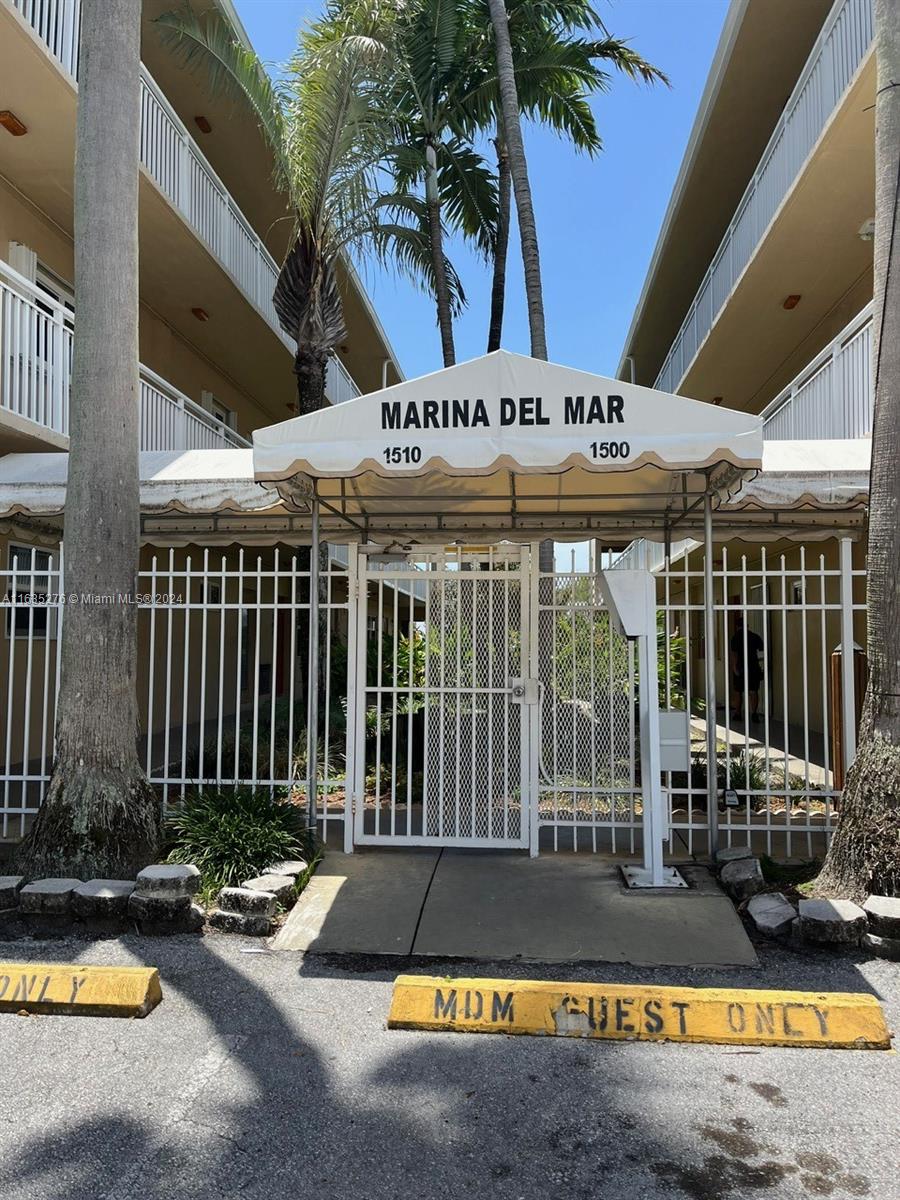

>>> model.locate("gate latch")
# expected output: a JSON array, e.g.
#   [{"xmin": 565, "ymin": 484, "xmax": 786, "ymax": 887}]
[{"xmin": 509, "ymin": 677, "xmax": 540, "ymax": 704}]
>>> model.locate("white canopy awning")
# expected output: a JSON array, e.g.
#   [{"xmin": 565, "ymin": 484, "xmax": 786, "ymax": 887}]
[
  {"xmin": 0, "ymin": 449, "xmax": 280, "ymax": 516},
  {"xmin": 0, "ymin": 365, "xmax": 869, "ymax": 546},
  {"xmin": 724, "ymin": 438, "xmax": 871, "ymax": 510},
  {"xmin": 253, "ymin": 350, "xmax": 764, "ymax": 541}
]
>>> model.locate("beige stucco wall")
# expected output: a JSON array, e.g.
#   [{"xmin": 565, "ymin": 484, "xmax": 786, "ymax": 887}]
[{"xmin": 663, "ymin": 535, "xmax": 867, "ymax": 745}]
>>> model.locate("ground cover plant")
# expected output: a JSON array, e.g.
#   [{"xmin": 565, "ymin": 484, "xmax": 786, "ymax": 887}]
[{"xmin": 165, "ymin": 786, "xmax": 313, "ymax": 904}]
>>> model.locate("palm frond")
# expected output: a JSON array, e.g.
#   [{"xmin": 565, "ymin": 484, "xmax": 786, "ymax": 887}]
[
  {"xmin": 274, "ymin": 229, "xmax": 347, "ymax": 353},
  {"xmin": 154, "ymin": 6, "xmax": 288, "ymax": 185},
  {"xmin": 437, "ymin": 137, "xmax": 498, "ymax": 258}
]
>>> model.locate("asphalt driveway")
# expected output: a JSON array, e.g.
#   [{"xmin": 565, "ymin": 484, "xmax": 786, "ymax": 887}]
[{"xmin": 0, "ymin": 931, "xmax": 897, "ymax": 1200}]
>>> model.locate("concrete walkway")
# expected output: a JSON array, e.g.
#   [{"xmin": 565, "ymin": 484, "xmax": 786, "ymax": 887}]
[{"xmin": 273, "ymin": 849, "xmax": 758, "ymax": 967}]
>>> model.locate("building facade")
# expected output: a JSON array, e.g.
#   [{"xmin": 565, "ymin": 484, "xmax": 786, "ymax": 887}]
[
  {"xmin": 616, "ymin": 0, "xmax": 874, "ymax": 803},
  {"xmin": 0, "ymin": 0, "xmax": 401, "ymax": 843}
]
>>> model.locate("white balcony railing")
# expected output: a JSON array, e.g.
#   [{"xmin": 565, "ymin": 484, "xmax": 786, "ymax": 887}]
[
  {"xmin": 0, "ymin": 258, "xmax": 249, "ymax": 450},
  {"xmin": 761, "ymin": 303, "xmax": 873, "ymax": 441},
  {"xmin": 655, "ymin": 0, "xmax": 874, "ymax": 396},
  {"xmin": 12, "ymin": 0, "xmax": 291, "ymax": 350},
  {"xmin": 326, "ymin": 355, "xmax": 362, "ymax": 405}
]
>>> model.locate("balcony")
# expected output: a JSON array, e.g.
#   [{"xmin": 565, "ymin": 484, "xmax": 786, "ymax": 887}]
[
  {"xmin": 0, "ymin": 258, "xmax": 249, "ymax": 451},
  {"xmin": 655, "ymin": 0, "xmax": 873, "ymax": 397},
  {"xmin": 10, "ymin": 0, "xmax": 291, "ymax": 354},
  {"xmin": 326, "ymin": 356, "xmax": 362, "ymax": 405},
  {"xmin": 761, "ymin": 303, "xmax": 872, "ymax": 441}
]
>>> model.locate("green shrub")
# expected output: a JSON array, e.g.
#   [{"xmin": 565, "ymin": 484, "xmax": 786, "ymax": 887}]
[{"xmin": 165, "ymin": 786, "xmax": 312, "ymax": 900}]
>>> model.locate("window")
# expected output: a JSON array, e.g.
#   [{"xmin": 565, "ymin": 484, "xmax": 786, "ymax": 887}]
[
  {"xmin": 201, "ymin": 390, "xmax": 234, "ymax": 430},
  {"xmin": 5, "ymin": 544, "xmax": 57, "ymax": 639}
]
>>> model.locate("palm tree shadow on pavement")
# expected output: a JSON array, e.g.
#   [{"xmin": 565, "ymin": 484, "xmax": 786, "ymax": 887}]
[{"xmin": 0, "ymin": 932, "xmax": 891, "ymax": 1200}]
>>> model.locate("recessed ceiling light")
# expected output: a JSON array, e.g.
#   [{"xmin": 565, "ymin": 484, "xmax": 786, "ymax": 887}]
[
  {"xmin": 195, "ymin": 115, "xmax": 212, "ymax": 134},
  {"xmin": 0, "ymin": 110, "xmax": 27, "ymax": 136},
  {"xmin": 783, "ymin": 294, "xmax": 801, "ymax": 310},
  {"xmin": 191, "ymin": 307, "xmax": 209, "ymax": 322}
]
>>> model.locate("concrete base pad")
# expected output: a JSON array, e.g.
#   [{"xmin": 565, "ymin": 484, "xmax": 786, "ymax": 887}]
[
  {"xmin": 272, "ymin": 850, "xmax": 439, "ymax": 954},
  {"xmin": 275, "ymin": 849, "xmax": 757, "ymax": 967}
]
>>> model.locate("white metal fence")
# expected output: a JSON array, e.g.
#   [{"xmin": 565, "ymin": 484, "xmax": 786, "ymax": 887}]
[
  {"xmin": 761, "ymin": 304, "xmax": 873, "ymax": 441},
  {"xmin": 655, "ymin": 0, "xmax": 873, "ymax": 396},
  {"xmin": 0, "ymin": 259, "xmax": 249, "ymax": 449},
  {"xmin": 543, "ymin": 541, "xmax": 865, "ymax": 858},
  {"xmin": 0, "ymin": 539, "xmax": 865, "ymax": 858},
  {"xmin": 1, "ymin": 546, "xmax": 351, "ymax": 842}
]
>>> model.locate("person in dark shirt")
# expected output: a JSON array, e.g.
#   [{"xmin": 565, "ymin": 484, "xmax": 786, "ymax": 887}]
[{"xmin": 730, "ymin": 615, "xmax": 764, "ymax": 724}]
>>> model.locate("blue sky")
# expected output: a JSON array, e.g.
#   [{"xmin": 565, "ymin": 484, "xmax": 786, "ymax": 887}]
[{"xmin": 233, "ymin": 0, "xmax": 728, "ymax": 381}]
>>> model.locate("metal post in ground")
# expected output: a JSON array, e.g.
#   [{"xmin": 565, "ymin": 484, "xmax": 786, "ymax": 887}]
[
  {"xmin": 838, "ymin": 536, "xmax": 858, "ymax": 770},
  {"xmin": 703, "ymin": 492, "xmax": 718, "ymax": 855},
  {"xmin": 306, "ymin": 497, "xmax": 321, "ymax": 834}
]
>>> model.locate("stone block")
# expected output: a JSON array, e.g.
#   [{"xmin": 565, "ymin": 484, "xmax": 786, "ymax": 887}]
[
  {"xmin": 863, "ymin": 895, "xmax": 900, "ymax": 940},
  {"xmin": 862, "ymin": 932, "xmax": 900, "ymax": 962},
  {"xmin": 0, "ymin": 876, "xmax": 25, "ymax": 908},
  {"xmin": 134, "ymin": 863, "xmax": 201, "ymax": 898},
  {"xmin": 720, "ymin": 856, "xmax": 765, "ymax": 902},
  {"xmin": 129, "ymin": 894, "xmax": 204, "ymax": 936},
  {"xmin": 208, "ymin": 909, "xmax": 272, "ymax": 937},
  {"xmin": 20, "ymin": 914, "xmax": 73, "ymax": 938},
  {"xmin": 242, "ymin": 874, "xmax": 295, "ymax": 905},
  {"xmin": 218, "ymin": 886, "xmax": 276, "ymax": 916},
  {"xmin": 715, "ymin": 845, "xmax": 754, "ymax": 866},
  {"xmin": 264, "ymin": 859, "xmax": 308, "ymax": 880},
  {"xmin": 18, "ymin": 878, "xmax": 81, "ymax": 915},
  {"xmin": 798, "ymin": 898, "xmax": 867, "ymax": 945},
  {"xmin": 72, "ymin": 880, "xmax": 135, "ymax": 920},
  {"xmin": 747, "ymin": 892, "xmax": 796, "ymax": 939},
  {"xmin": 128, "ymin": 892, "xmax": 191, "ymax": 923}
]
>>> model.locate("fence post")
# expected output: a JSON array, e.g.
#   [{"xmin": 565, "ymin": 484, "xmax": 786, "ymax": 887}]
[
  {"xmin": 839, "ymin": 536, "xmax": 858, "ymax": 771},
  {"xmin": 703, "ymin": 493, "xmax": 718, "ymax": 855},
  {"xmin": 343, "ymin": 542, "xmax": 358, "ymax": 854},
  {"xmin": 306, "ymin": 499, "xmax": 321, "ymax": 835}
]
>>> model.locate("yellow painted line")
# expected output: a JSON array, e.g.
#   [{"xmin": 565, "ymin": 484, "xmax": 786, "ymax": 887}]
[
  {"xmin": 389, "ymin": 976, "xmax": 892, "ymax": 1050},
  {"xmin": 0, "ymin": 963, "xmax": 162, "ymax": 1018}
]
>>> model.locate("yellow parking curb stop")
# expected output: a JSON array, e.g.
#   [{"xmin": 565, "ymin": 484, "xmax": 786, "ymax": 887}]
[
  {"xmin": 388, "ymin": 975, "xmax": 891, "ymax": 1050},
  {"xmin": 0, "ymin": 963, "xmax": 162, "ymax": 1017}
]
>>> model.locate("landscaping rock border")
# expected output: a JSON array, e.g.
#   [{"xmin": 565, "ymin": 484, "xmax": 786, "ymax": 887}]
[
  {"xmin": 711, "ymin": 849, "xmax": 900, "ymax": 958},
  {"xmin": 0, "ymin": 854, "xmax": 312, "ymax": 941}
]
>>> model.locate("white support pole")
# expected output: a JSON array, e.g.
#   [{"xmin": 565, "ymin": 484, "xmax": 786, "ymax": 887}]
[
  {"xmin": 306, "ymin": 498, "xmax": 321, "ymax": 835},
  {"xmin": 343, "ymin": 543, "xmax": 359, "ymax": 854},
  {"xmin": 838, "ymin": 536, "xmax": 858, "ymax": 771},
  {"xmin": 527, "ymin": 541, "xmax": 541, "ymax": 856},
  {"xmin": 703, "ymin": 492, "xmax": 718, "ymax": 855},
  {"xmin": 637, "ymin": 590, "xmax": 665, "ymax": 886}
]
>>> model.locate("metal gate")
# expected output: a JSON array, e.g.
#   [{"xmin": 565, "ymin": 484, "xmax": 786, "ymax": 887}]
[{"xmin": 351, "ymin": 545, "xmax": 533, "ymax": 847}]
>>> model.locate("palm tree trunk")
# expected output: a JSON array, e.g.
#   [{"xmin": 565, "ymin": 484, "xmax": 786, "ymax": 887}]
[
  {"xmin": 815, "ymin": 0, "xmax": 900, "ymax": 901},
  {"xmin": 17, "ymin": 0, "xmax": 160, "ymax": 878},
  {"xmin": 292, "ymin": 349, "xmax": 329, "ymax": 743},
  {"xmin": 294, "ymin": 348, "xmax": 329, "ymax": 415},
  {"xmin": 487, "ymin": 127, "xmax": 511, "ymax": 353},
  {"xmin": 425, "ymin": 141, "xmax": 456, "ymax": 367},
  {"xmin": 487, "ymin": 0, "xmax": 547, "ymax": 362}
]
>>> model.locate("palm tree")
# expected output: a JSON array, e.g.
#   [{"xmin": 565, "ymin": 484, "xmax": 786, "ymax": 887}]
[
  {"xmin": 376, "ymin": 0, "xmax": 498, "ymax": 366},
  {"xmin": 486, "ymin": 0, "xmax": 547, "ymax": 358},
  {"xmin": 467, "ymin": 1, "xmax": 665, "ymax": 350},
  {"xmin": 814, "ymin": 0, "xmax": 900, "ymax": 901},
  {"xmin": 17, "ymin": 0, "xmax": 160, "ymax": 877},
  {"xmin": 158, "ymin": 2, "xmax": 458, "ymax": 413}
]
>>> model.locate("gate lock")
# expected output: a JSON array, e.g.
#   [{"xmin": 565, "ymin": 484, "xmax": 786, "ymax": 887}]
[{"xmin": 509, "ymin": 677, "xmax": 540, "ymax": 704}]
